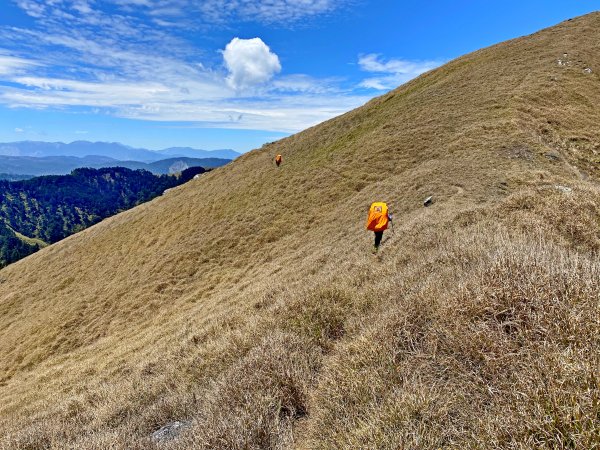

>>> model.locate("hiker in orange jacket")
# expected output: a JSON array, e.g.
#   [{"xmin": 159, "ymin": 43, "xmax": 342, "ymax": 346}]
[
  {"xmin": 365, "ymin": 202, "xmax": 393, "ymax": 253},
  {"xmin": 275, "ymin": 154, "xmax": 282, "ymax": 167}
]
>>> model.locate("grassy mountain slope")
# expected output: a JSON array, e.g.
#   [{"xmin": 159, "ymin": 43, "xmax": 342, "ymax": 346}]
[{"xmin": 0, "ymin": 13, "xmax": 599, "ymax": 449}]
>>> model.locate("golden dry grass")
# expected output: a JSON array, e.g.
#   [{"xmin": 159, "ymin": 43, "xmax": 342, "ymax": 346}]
[{"xmin": 0, "ymin": 12, "xmax": 599, "ymax": 449}]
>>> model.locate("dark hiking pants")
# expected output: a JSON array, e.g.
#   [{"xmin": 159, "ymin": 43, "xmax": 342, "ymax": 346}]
[{"xmin": 374, "ymin": 231, "xmax": 384, "ymax": 248}]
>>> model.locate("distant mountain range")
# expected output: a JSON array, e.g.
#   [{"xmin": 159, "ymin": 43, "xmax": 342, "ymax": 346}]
[
  {"xmin": 0, "ymin": 155, "xmax": 231, "ymax": 178},
  {"xmin": 0, "ymin": 141, "xmax": 240, "ymax": 161},
  {"xmin": 0, "ymin": 141, "xmax": 239, "ymax": 177},
  {"xmin": 155, "ymin": 146, "xmax": 240, "ymax": 160}
]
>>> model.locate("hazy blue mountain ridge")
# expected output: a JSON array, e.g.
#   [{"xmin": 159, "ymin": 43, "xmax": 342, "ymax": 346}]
[
  {"xmin": 157, "ymin": 147, "xmax": 241, "ymax": 160},
  {"xmin": 0, "ymin": 141, "xmax": 240, "ymax": 161},
  {"xmin": 0, "ymin": 155, "xmax": 231, "ymax": 176}
]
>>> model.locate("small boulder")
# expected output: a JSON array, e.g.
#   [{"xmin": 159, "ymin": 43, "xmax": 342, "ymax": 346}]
[
  {"xmin": 151, "ymin": 421, "xmax": 190, "ymax": 442},
  {"xmin": 554, "ymin": 185, "xmax": 572, "ymax": 194},
  {"xmin": 545, "ymin": 152, "xmax": 561, "ymax": 161},
  {"xmin": 583, "ymin": 67, "xmax": 593, "ymax": 74}
]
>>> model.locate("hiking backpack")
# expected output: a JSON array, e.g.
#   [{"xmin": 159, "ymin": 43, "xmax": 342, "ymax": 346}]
[{"xmin": 366, "ymin": 202, "xmax": 389, "ymax": 232}]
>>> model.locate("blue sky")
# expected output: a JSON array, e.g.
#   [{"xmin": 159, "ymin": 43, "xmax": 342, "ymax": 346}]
[{"xmin": 0, "ymin": 1, "xmax": 597, "ymax": 152}]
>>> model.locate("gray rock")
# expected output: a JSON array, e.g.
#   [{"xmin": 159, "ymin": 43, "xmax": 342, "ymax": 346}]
[
  {"xmin": 583, "ymin": 67, "xmax": 593, "ymax": 74},
  {"xmin": 557, "ymin": 54, "xmax": 569, "ymax": 67},
  {"xmin": 545, "ymin": 152, "xmax": 561, "ymax": 161},
  {"xmin": 504, "ymin": 145, "xmax": 533, "ymax": 160},
  {"xmin": 151, "ymin": 420, "xmax": 190, "ymax": 442},
  {"xmin": 554, "ymin": 185, "xmax": 572, "ymax": 194}
]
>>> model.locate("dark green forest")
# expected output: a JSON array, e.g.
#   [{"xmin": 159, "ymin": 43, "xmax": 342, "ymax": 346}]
[{"xmin": 0, "ymin": 166, "xmax": 206, "ymax": 267}]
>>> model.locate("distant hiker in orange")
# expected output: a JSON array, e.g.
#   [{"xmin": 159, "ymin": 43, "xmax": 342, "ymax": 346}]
[
  {"xmin": 366, "ymin": 202, "xmax": 393, "ymax": 253},
  {"xmin": 275, "ymin": 154, "xmax": 282, "ymax": 167}
]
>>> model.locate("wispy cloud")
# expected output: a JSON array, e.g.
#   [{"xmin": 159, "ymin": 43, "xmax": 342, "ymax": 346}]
[
  {"xmin": 117, "ymin": 93, "xmax": 371, "ymax": 132},
  {"xmin": 0, "ymin": 54, "xmax": 39, "ymax": 75},
  {"xmin": 14, "ymin": 0, "xmax": 46, "ymax": 18},
  {"xmin": 111, "ymin": 0, "xmax": 154, "ymax": 6},
  {"xmin": 358, "ymin": 54, "xmax": 443, "ymax": 90},
  {"xmin": 0, "ymin": 73, "xmax": 369, "ymax": 132},
  {"xmin": 0, "ymin": 0, "xmax": 367, "ymax": 132},
  {"xmin": 193, "ymin": 0, "xmax": 346, "ymax": 24},
  {"xmin": 272, "ymin": 74, "xmax": 341, "ymax": 94},
  {"xmin": 105, "ymin": 0, "xmax": 349, "ymax": 26},
  {"xmin": 0, "ymin": 1, "xmax": 422, "ymax": 133}
]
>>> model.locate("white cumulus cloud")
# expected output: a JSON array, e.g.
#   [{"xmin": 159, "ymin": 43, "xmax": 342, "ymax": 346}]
[{"xmin": 223, "ymin": 38, "xmax": 281, "ymax": 91}]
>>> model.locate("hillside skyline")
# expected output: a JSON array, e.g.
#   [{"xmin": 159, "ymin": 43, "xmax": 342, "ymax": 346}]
[
  {"xmin": 0, "ymin": 1, "xmax": 596, "ymax": 152},
  {"xmin": 0, "ymin": 12, "xmax": 598, "ymax": 447}
]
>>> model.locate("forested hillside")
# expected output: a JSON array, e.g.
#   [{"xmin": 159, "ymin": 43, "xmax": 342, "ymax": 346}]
[
  {"xmin": 0, "ymin": 166, "xmax": 205, "ymax": 267},
  {"xmin": 0, "ymin": 220, "xmax": 41, "ymax": 267}
]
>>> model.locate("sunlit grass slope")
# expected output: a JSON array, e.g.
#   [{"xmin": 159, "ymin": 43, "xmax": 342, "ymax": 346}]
[{"xmin": 0, "ymin": 13, "xmax": 599, "ymax": 449}]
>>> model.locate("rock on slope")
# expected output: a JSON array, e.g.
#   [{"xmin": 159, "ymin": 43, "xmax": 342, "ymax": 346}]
[{"xmin": 0, "ymin": 13, "xmax": 599, "ymax": 449}]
